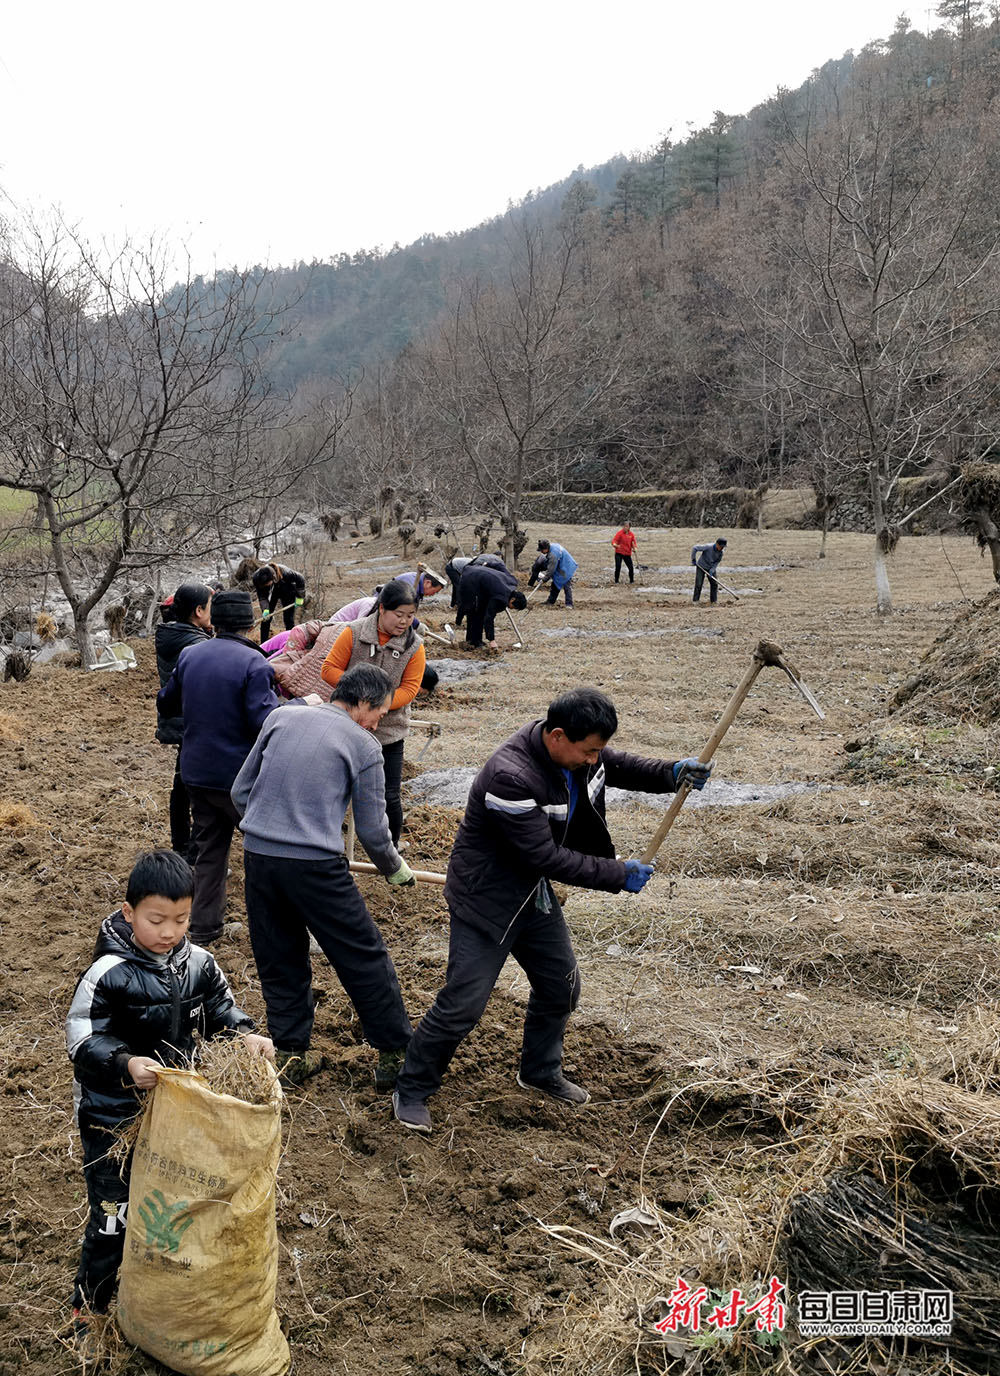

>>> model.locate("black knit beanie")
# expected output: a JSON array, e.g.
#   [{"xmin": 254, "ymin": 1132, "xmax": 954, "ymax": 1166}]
[{"xmin": 210, "ymin": 589, "xmax": 255, "ymax": 631}]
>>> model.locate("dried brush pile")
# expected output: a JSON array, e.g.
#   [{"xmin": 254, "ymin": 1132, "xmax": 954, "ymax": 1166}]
[
  {"xmin": 528, "ymin": 1066, "xmax": 1000, "ymax": 1374},
  {"xmin": 787, "ymin": 1075, "xmax": 1000, "ymax": 1366},
  {"xmin": 892, "ymin": 590, "xmax": 1000, "ymax": 724}
]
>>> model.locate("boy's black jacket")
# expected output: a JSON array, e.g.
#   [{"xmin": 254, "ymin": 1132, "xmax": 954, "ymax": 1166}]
[{"xmin": 66, "ymin": 911, "xmax": 253, "ymax": 1131}]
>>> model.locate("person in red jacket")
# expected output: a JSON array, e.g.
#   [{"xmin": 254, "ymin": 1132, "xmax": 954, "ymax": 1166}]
[{"xmin": 611, "ymin": 523, "xmax": 637, "ymax": 584}]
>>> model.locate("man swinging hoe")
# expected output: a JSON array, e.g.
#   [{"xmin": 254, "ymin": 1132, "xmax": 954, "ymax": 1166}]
[{"xmin": 391, "ymin": 687, "xmax": 711, "ymax": 1134}]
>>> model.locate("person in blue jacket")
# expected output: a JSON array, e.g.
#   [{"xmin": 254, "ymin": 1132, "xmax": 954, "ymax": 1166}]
[
  {"xmin": 691, "ymin": 537, "xmax": 728, "ymax": 604},
  {"xmin": 156, "ymin": 589, "xmax": 279, "ymax": 943},
  {"xmin": 536, "ymin": 539, "xmax": 578, "ymax": 608}
]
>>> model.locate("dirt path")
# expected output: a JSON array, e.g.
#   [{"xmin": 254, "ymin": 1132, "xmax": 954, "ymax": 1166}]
[{"xmin": 1, "ymin": 526, "xmax": 996, "ymax": 1376}]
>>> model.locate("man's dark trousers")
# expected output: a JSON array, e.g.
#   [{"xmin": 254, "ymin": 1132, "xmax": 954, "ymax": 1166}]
[
  {"xmin": 461, "ymin": 599, "xmax": 487, "ymax": 646},
  {"xmin": 693, "ymin": 566, "xmax": 718, "ymax": 603},
  {"xmin": 545, "ymin": 581, "xmax": 574, "ymax": 607},
  {"xmin": 187, "ymin": 786, "xmax": 242, "ymax": 941},
  {"xmin": 244, "ymin": 851, "xmax": 412, "ymax": 1052},
  {"xmin": 395, "ymin": 886, "xmax": 581, "ymax": 1103}
]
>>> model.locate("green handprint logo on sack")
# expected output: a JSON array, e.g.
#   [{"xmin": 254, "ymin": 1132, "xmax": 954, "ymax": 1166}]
[{"xmin": 138, "ymin": 1190, "xmax": 194, "ymax": 1254}]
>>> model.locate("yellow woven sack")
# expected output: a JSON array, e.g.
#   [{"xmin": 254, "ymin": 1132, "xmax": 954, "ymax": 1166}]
[{"xmin": 117, "ymin": 1067, "xmax": 289, "ymax": 1376}]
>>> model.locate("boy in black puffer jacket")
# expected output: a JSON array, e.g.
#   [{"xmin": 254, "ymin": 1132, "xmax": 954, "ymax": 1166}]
[{"xmin": 65, "ymin": 850, "xmax": 273, "ymax": 1338}]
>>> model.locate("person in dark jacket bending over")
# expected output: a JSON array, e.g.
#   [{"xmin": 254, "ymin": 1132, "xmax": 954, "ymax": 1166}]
[
  {"xmin": 691, "ymin": 537, "xmax": 727, "ymax": 604},
  {"xmin": 156, "ymin": 590, "xmax": 279, "ymax": 944},
  {"xmin": 65, "ymin": 850, "xmax": 272, "ymax": 1341},
  {"xmin": 456, "ymin": 561, "xmax": 527, "ymax": 650},
  {"xmin": 446, "ymin": 552, "xmax": 509, "ymax": 616},
  {"xmin": 154, "ymin": 583, "xmax": 214, "ymax": 862},
  {"xmin": 252, "ymin": 562, "xmax": 306, "ymax": 634},
  {"xmin": 392, "ymin": 687, "xmax": 712, "ymax": 1134}
]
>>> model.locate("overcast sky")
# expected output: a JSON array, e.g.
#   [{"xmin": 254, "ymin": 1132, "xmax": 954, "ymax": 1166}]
[{"xmin": 1, "ymin": 0, "xmax": 926, "ymax": 275}]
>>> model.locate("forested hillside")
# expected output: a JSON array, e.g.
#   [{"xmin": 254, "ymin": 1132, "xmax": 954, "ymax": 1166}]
[
  {"xmin": 252, "ymin": 156, "xmax": 632, "ymax": 390},
  {"xmin": 250, "ymin": 12, "xmax": 999, "ymax": 564}
]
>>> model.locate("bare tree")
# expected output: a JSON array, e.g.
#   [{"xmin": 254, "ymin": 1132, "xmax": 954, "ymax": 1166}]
[
  {"xmin": 0, "ymin": 217, "xmax": 349, "ymax": 662},
  {"xmin": 735, "ymin": 61, "xmax": 1000, "ymax": 610},
  {"xmin": 404, "ymin": 213, "xmax": 632, "ymax": 566}
]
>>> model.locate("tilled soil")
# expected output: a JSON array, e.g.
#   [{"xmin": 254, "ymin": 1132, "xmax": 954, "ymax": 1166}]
[{"xmin": 1, "ymin": 524, "xmax": 998, "ymax": 1376}]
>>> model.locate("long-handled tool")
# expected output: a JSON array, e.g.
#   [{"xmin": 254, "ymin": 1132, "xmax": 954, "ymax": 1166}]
[
  {"xmin": 348, "ymin": 860, "xmax": 447, "ymax": 886},
  {"xmin": 696, "ymin": 568, "xmax": 741, "ymax": 602},
  {"xmin": 505, "ymin": 606, "xmax": 526, "ymax": 649},
  {"xmin": 422, "ymin": 626, "xmax": 455, "ymax": 647},
  {"xmin": 640, "ymin": 639, "xmax": 824, "ymax": 865},
  {"xmin": 712, "ymin": 574, "xmax": 743, "ymax": 601},
  {"xmin": 410, "ymin": 718, "xmax": 443, "ymax": 761},
  {"xmin": 253, "ymin": 602, "xmax": 292, "ymax": 630}
]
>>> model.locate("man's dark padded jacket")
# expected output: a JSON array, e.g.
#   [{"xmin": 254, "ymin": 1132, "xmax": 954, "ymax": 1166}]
[{"xmin": 445, "ymin": 720, "xmax": 677, "ymax": 941}]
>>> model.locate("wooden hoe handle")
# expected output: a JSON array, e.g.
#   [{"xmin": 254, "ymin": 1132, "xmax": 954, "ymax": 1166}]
[
  {"xmin": 349, "ymin": 860, "xmax": 448, "ymax": 886},
  {"xmin": 640, "ymin": 640, "xmax": 784, "ymax": 866}
]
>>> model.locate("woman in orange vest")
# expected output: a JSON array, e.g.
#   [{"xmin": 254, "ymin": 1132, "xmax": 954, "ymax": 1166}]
[{"xmin": 320, "ymin": 580, "xmax": 425, "ymax": 845}]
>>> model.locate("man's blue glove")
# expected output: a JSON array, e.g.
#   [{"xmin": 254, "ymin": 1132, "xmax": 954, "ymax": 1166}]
[
  {"xmin": 623, "ymin": 859, "xmax": 655, "ymax": 893},
  {"xmin": 671, "ymin": 758, "xmax": 712, "ymax": 791}
]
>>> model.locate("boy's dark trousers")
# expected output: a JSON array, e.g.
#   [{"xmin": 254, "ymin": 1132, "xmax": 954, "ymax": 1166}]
[
  {"xmin": 693, "ymin": 566, "xmax": 718, "ymax": 603},
  {"xmin": 244, "ymin": 850, "xmax": 412, "ymax": 1052},
  {"xmin": 73, "ymin": 1116, "xmax": 132, "ymax": 1312},
  {"xmin": 614, "ymin": 554, "xmax": 634, "ymax": 583},
  {"xmin": 394, "ymin": 887, "xmax": 581, "ymax": 1104}
]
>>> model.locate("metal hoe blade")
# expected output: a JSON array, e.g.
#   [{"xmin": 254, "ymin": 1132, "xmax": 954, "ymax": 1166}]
[{"xmin": 775, "ymin": 655, "xmax": 825, "ymax": 720}]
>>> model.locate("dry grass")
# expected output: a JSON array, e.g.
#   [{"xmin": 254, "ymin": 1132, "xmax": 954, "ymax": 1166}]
[
  {"xmin": 34, "ymin": 612, "xmax": 57, "ymax": 643},
  {"xmin": 0, "ymin": 801, "xmax": 39, "ymax": 831},
  {"xmin": 194, "ymin": 1035, "xmax": 279, "ymax": 1105},
  {"xmin": 528, "ymin": 1067, "xmax": 1000, "ymax": 1375},
  {"xmin": 0, "ymin": 711, "xmax": 21, "ymax": 741}
]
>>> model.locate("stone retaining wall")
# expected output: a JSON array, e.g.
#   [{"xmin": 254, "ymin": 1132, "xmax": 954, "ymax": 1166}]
[
  {"xmin": 521, "ymin": 486, "xmax": 963, "ymax": 533},
  {"xmin": 520, "ymin": 488, "xmax": 761, "ymax": 528}
]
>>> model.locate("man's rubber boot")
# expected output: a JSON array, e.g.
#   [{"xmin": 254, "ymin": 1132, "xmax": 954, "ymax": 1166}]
[
  {"xmin": 375, "ymin": 1049, "xmax": 406, "ymax": 1094},
  {"xmin": 275, "ymin": 1048, "xmax": 326, "ymax": 1087}
]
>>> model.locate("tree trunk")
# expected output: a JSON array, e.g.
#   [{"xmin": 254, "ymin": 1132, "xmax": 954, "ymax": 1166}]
[
  {"xmin": 870, "ymin": 466, "xmax": 894, "ymax": 616},
  {"xmin": 73, "ymin": 612, "xmax": 97, "ymax": 668},
  {"xmin": 971, "ymin": 507, "xmax": 1000, "ymax": 582}
]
